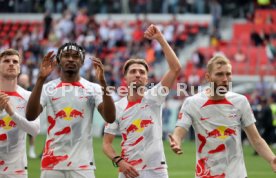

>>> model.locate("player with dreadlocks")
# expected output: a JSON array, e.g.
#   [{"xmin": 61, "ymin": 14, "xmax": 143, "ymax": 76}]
[{"xmin": 26, "ymin": 42, "xmax": 116, "ymax": 178}]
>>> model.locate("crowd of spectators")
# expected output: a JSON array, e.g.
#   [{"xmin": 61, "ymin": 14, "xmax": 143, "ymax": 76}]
[
  {"xmin": 0, "ymin": 0, "xmax": 209, "ymax": 14},
  {"xmin": 2, "ymin": 0, "xmax": 273, "ymax": 16},
  {"xmin": 0, "ymin": 7, "xmax": 210, "ymax": 95}
]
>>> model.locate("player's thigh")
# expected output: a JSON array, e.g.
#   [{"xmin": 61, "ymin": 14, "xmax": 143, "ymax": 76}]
[
  {"xmin": 40, "ymin": 170, "xmax": 65, "ymax": 178},
  {"xmin": 0, "ymin": 175, "xmax": 27, "ymax": 178},
  {"xmin": 68, "ymin": 170, "xmax": 95, "ymax": 178}
]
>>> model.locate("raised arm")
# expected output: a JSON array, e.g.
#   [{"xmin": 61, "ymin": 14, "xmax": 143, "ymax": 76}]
[
  {"xmin": 244, "ymin": 124, "xmax": 276, "ymax": 172},
  {"xmin": 93, "ymin": 57, "xmax": 115, "ymax": 123},
  {"xmin": 144, "ymin": 24, "xmax": 181, "ymax": 89},
  {"xmin": 103, "ymin": 133, "xmax": 139, "ymax": 177},
  {"xmin": 26, "ymin": 51, "xmax": 56, "ymax": 121}
]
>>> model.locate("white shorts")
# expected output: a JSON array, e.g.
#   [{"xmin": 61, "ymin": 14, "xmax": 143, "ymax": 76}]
[
  {"xmin": 40, "ymin": 170, "xmax": 95, "ymax": 178},
  {"xmin": 0, "ymin": 175, "xmax": 27, "ymax": 178},
  {"xmin": 119, "ymin": 169, "xmax": 168, "ymax": 178}
]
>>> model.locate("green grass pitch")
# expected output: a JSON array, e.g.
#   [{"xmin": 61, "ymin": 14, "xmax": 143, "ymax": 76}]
[{"xmin": 27, "ymin": 135, "xmax": 276, "ymax": 178}]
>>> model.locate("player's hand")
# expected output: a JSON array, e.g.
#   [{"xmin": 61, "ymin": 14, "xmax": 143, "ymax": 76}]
[
  {"xmin": 92, "ymin": 57, "xmax": 106, "ymax": 86},
  {"xmin": 168, "ymin": 134, "xmax": 183, "ymax": 155},
  {"xmin": 0, "ymin": 92, "xmax": 14, "ymax": 115},
  {"xmin": 118, "ymin": 160, "xmax": 139, "ymax": 178},
  {"xmin": 39, "ymin": 51, "xmax": 56, "ymax": 79},
  {"xmin": 270, "ymin": 156, "xmax": 276, "ymax": 173},
  {"xmin": 0, "ymin": 92, "xmax": 9, "ymax": 110},
  {"xmin": 144, "ymin": 24, "xmax": 163, "ymax": 41}
]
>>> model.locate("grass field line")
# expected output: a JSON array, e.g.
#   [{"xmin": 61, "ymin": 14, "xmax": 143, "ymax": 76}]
[{"xmin": 169, "ymin": 171, "xmax": 273, "ymax": 176}]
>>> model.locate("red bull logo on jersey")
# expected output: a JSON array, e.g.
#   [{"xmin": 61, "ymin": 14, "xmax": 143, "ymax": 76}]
[
  {"xmin": 207, "ymin": 126, "xmax": 236, "ymax": 140},
  {"xmin": 0, "ymin": 115, "xmax": 16, "ymax": 130},
  {"xmin": 126, "ymin": 119, "xmax": 154, "ymax": 134},
  {"xmin": 55, "ymin": 107, "xmax": 84, "ymax": 121}
]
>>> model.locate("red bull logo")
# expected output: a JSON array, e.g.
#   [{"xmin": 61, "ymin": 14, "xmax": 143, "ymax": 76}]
[
  {"xmin": 207, "ymin": 126, "xmax": 236, "ymax": 140},
  {"xmin": 224, "ymin": 128, "xmax": 236, "ymax": 136},
  {"xmin": 126, "ymin": 119, "xmax": 154, "ymax": 134},
  {"xmin": 55, "ymin": 107, "xmax": 83, "ymax": 121},
  {"xmin": 0, "ymin": 115, "xmax": 17, "ymax": 130}
]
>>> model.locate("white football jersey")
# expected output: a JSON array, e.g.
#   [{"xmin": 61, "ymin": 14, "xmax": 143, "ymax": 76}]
[
  {"xmin": 176, "ymin": 91, "xmax": 256, "ymax": 178},
  {"xmin": 0, "ymin": 86, "xmax": 40, "ymax": 175},
  {"xmin": 105, "ymin": 83, "xmax": 168, "ymax": 171},
  {"xmin": 40, "ymin": 78, "xmax": 103, "ymax": 170}
]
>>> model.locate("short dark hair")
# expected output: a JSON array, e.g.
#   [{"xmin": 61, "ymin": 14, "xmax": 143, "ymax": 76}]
[
  {"xmin": 0, "ymin": 49, "xmax": 21, "ymax": 63},
  {"xmin": 123, "ymin": 58, "xmax": 149, "ymax": 75},
  {"xmin": 57, "ymin": 42, "xmax": 85, "ymax": 63}
]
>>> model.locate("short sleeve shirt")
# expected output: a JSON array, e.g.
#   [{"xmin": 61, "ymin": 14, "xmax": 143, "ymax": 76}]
[
  {"xmin": 176, "ymin": 91, "xmax": 256, "ymax": 178},
  {"xmin": 105, "ymin": 83, "xmax": 168, "ymax": 171},
  {"xmin": 40, "ymin": 78, "xmax": 102, "ymax": 170}
]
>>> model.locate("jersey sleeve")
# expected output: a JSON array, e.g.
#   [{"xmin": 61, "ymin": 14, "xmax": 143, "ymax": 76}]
[
  {"xmin": 93, "ymin": 84, "xmax": 103, "ymax": 108},
  {"xmin": 144, "ymin": 82, "xmax": 169, "ymax": 104},
  {"xmin": 175, "ymin": 98, "xmax": 193, "ymax": 131},
  {"xmin": 41, "ymin": 84, "xmax": 50, "ymax": 108},
  {"xmin": 104, "ymin": 119, "xmax": 119, "ymax": 135},
  {"xmin": 240, "ymin": 96, "xmax": 256, "ymax": 128},
  {"xmin": 10, "ymin": 112, "xmax": 40, "ymax": 137}
]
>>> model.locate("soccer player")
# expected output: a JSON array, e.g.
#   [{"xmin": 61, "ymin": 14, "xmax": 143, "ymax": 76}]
[
  {"xmin": 103, "ymin": 24, "xmax": 181, "ymax": 178},
  {"xmin": 25, "ymin": 42, "xmax": 115, "ymax": 178},
  {"xmin": 0, "ymin": 49, "xmax": 40, "ymax": 177},
  {"xmin": 169, "ymin": 55, "xmax": 276, "ymax": 177}
]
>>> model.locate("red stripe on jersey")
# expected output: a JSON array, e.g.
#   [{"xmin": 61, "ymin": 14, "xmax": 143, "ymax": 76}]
[
  {"xmin": 47, "ymin": 116, "xmax": 56, "ymax": 135},
  {"xmin": 79, "ymin": 165, "xmax": 89, "ymax": 169},
  {"xmin": 42, "ymin": 154, "xmax": 68, "ymax": 169},
  {"xmin": 67, "ymin": 162, "xmax": 72, "ymax": 167},
  {"xmin": 125, "ymin": 99, "xmax": 142, "ymax": 111},
  {"xmin": 0, "ymin": 134, "xmax": 7, "ymax": 141},
  {"xmin": 15, "ymin": 170, "xmax": 25, "ymax": 174},
  {"xmin": 128, "ymin": 158, "xmax": 143, "ymax": 166},
  {"xmin": 129, "ymin": 136, "xmax": 144, "ymax": 146},
  {"xmin": 54, "ymin": 82, "xmax": 85, "ymax": 89},
  {"xmin": 201, "ymin": 98, "xmax": 233, "ymax": 108},
  {"xmin": 208, "ymin": 144, "xmax": 226, "ymax": 154},
  {"xmin": 1, "ymin": 91, "xmax": 23, "ymax": 99},
  {"xmin": 198, "ymin": 134, "xmax": 206, "ymax": 153},
  {"xmin": 54, "ymin": 127, "xmax": 71, "ymax": 136}
]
